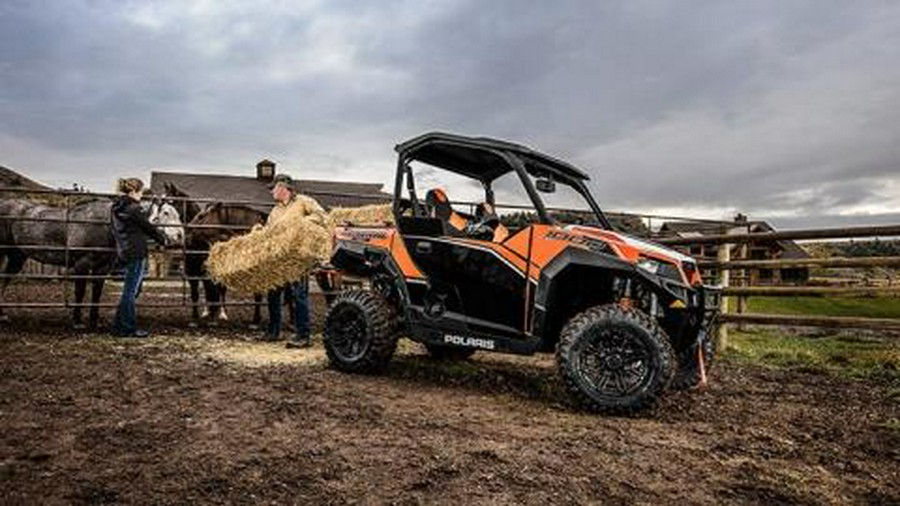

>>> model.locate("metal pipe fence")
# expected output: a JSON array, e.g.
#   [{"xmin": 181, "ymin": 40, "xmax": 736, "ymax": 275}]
[
  {"xmin": 0, "ymin": 186, "xmax": 385, "ymax": 314},
  {"xmin": 2, "ymin": 187, "xmax": 276, "ymax": 315}
]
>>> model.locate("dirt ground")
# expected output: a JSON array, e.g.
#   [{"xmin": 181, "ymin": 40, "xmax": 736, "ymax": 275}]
[{"xmin": 1, "ymin": 288, "xmax": 899, "ymax": 505}]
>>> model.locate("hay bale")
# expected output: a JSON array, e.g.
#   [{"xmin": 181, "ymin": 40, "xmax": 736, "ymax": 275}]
[
  {"xmin": 328, "ymin": 203, "xmax": 394, "ymax": 227},
  {"xmin": 207, "ymin": 197, "xmax": 332, "ymax": 294},
  {"xmin": 208, "ymin": 201, "xmax": 396, "ymax": 294}
]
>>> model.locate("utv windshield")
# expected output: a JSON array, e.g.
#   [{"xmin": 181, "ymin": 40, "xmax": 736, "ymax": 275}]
[{"xmin": 491, "ymin": 171, "xmax": 605, "ymax": 227}]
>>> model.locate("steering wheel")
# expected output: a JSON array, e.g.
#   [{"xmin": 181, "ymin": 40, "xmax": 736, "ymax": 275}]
[{"xmin": 465, "ymin": 212, "xmax": 500, "ymax": 240}]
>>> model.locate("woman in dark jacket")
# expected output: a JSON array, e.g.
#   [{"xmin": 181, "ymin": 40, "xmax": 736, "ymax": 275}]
[{"xmin": 111, "ymin": 178, "xmax": 167, "ymax": 337}]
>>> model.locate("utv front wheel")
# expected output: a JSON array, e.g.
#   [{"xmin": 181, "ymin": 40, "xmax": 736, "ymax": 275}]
[
  {"xmin": 324, "ymin": 290, "xmax": 398, "ymax": 373},
  {"xmin": 557, "ymin": 305, "xmax": 675, "ymax": 413}
]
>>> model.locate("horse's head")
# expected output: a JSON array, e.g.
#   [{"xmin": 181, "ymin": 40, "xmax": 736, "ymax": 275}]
[
  {"xmin": 188, "ymin": 202, "xmax": 229, "ymax": 245},
  {"xmin": 189, "ymin": 203, "xmax": 265, "ymax": 245},
  {"xmin": 163, "ymin": 182, "xmax": 184, "ymax": 197},
  {"xmin": 191, "ymin": 202, "xmax": 220, "ymax": 225},
  {"xmin": 161, "ymin": 182, "xmax": 202, "ymax": 222},
  {"xmin": 148, "ymin": 199, "xmax": 185, "ymax": 246}
]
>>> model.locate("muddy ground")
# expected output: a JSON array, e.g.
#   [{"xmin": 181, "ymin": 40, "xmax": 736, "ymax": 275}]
[{"xmin": 1, "ymin": 285, "xmax": 899, "ymax": 505}]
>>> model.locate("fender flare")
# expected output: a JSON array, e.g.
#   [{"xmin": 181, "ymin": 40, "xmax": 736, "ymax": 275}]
[
  {"xmin": 532, "ymin": 247, "xmax": 681, "ymax": 339},
  {"xmin": 330, "ymin": 240, "xmax": 412, "ymax": 308}
]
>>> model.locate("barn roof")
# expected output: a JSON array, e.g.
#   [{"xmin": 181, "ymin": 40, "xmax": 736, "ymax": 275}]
[{"xmin": 150, "ymin": 171, "xmax": 391, "ymax": 213}]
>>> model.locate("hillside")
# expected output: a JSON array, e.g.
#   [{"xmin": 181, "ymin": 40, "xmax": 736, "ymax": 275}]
[
  {"xmin": 0, "ymin": 165, "xmax": 51, "ymax": 191},
  {"xmin": 805, "ymin": 239, "xmax": 900, "ymax": 258}
]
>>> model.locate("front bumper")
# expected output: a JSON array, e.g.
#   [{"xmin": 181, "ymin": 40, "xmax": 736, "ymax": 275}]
[
  {"xmin": 657, "ymin": 282, "xmax": 721, "ymax": 353},
  {"xmin": 696, "ymin": 284, "xmax": 722, "ymax": 342}
]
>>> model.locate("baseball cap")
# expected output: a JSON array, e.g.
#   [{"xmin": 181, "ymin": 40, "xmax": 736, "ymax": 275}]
[{"xmin": 267, "ymin": 173, "xmax": 294, "ymax": 190}]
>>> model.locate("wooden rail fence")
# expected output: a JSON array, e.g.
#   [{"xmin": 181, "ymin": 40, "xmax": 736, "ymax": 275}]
[{"xmin": 657, "ymin": 223, "xmax": 900, "ymax": 346}]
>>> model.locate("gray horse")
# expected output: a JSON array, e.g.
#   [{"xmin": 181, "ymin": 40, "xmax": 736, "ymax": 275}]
[{"xmin": 0, "ymin": 197, "xmax": 183, "ymax": 329}]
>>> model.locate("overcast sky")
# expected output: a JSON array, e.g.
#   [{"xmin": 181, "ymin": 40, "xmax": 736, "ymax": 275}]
[{"xmin": 2, "ymin": 0, "xmax": 898, "ymax": 227}]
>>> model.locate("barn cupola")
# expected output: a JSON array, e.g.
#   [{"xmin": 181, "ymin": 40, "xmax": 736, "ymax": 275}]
[{"xmin": 256, "ymin": 159, "xmax": 276, "ymax": 182}]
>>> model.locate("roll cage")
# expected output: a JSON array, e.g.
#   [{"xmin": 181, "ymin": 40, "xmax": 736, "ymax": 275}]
[{"xmin": 392, "ymin": 132, "xmax": 612, "ymax": 229}]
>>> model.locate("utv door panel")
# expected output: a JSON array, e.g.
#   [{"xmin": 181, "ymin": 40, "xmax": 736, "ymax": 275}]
[{"xmin": 404, "ymin": 236, "xmax": 526, "ymax": 335}]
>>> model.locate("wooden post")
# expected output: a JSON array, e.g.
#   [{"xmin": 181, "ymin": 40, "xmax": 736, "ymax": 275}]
[
  {"xmin": 736, "ymin": 232, "xmax": 749, "ymax": 331},
  {"xmin": 717, "ymin": 241, "xmax": 730, "ymax": 350}
]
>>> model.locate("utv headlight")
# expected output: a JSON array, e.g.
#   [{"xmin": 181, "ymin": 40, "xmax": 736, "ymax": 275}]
[
  {"xmin": 638, "ymin": 256, "xmax": 684, "ymax": 283},
  {"xmin": 636, "ymin": 256, "xmax": 661, "ymax": 275}
]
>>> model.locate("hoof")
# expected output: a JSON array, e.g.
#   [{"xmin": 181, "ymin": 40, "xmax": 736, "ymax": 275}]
[
  {"xmin": 188, "ymin": 321, "xmax": 199, "ymax": 328},
  {"xmin": 200, "ymin": 309, "xmax": 210, "ymax": 319},
  {"xmin": 72, "ymin": 323, "xmax": 87, "ymax": 331},
  {"xmin": 0, "ymin": 314, "xmax": 10, "ymax": 324},
  {"xmin": 218, "ymin": 313, "xmax": 229, "ymax": 322},
  {"xmin": 248, "ymin": 324, "xmax": 260, "ymax": 331}
]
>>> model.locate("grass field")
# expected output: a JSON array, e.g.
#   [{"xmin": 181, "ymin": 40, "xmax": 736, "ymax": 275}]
[
  {"xmin": 723, "ymin": 295, "xmax": 899, "ymax": 389},
  {"xmin": 727, "ymin": 330, "xmax": 900, "ymax": 384},
  {"xmin": 721, "ymin": 296, "xmax": 899, "ymax": 386}
]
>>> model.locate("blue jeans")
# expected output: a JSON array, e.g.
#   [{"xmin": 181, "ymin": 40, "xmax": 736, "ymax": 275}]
[
  {"xmin": 113, "ymin": 258, "xmax": 145, "ymax": 335},
  {"xmin": 267, "ymin": 278, "xmax": 309, "ymax": 339}
]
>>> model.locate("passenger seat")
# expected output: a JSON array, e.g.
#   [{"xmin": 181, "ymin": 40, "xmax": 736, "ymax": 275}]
[{"xmin": 425, "ymin": 188, "xmax": 468, "ymax": 236}]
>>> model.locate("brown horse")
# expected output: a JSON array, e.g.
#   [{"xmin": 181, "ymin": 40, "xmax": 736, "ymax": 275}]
[
  {"xmin": 160, "ymin": 182, "xmax": 203, "ymax": 223},
  {"xmin": 186, "ymin": 202, "xmax": 268, "ymax": 327},
  {"xmin": 186, "ymin": 200, "xmax": 343, "ymax": 330}
]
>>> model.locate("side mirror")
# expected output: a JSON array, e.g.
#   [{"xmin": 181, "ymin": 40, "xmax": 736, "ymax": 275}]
[{"xmin": 536, "ymin": 178, "xmax": 556, "ymax": 193}]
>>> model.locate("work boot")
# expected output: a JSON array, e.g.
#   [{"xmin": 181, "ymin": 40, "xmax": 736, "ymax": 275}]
[
  {"xmin": 114, "ymin": 329, "xmax": 150, "ymax": 338},
  {"xmin": 286, "ymin": 336, "xmax": 311, "ymax": 349}
]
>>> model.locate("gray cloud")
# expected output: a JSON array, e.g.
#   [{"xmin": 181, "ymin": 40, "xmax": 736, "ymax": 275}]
[{"xmin": 1, "ymin": 0, "xmax": 898, "ymax": 226}]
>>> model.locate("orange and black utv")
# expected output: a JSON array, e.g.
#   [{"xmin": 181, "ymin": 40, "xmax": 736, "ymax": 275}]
[{"xmin": 324, "ymin": 132, "xmax": 720, "ymax": 413}]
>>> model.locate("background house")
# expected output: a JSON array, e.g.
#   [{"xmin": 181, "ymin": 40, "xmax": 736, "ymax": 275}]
[{"xmin": 657, "ymin": 216, "xmax": 811, "ymax": 285}]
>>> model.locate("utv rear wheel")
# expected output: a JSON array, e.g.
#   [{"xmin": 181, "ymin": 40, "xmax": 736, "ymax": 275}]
[
  {"xmin": 324, "ymin": 290, "xmax": 398, "ymax": 374},
  {"xmin": 557, "ymin": 304, "xmax": 675, "ymax": 413},
  {"xmin": 424, "ymin": 344, "xmax": 476, "ymax": 361}
]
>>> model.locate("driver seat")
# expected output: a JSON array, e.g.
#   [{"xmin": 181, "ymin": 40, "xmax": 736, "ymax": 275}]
[{"xmin": 425, "ymin": 188, "xmax": 468, "ymax": 237}]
